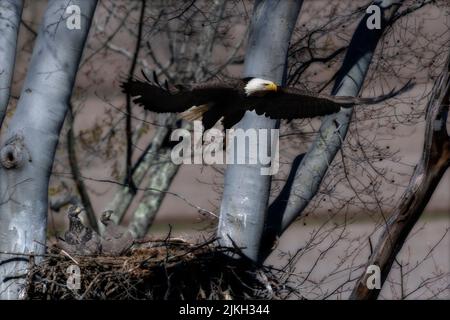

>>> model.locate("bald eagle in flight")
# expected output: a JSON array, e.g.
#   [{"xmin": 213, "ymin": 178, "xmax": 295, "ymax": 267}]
[{"xmin": 121, "ymin": 73, "xmax": 413, "ymax": 130}]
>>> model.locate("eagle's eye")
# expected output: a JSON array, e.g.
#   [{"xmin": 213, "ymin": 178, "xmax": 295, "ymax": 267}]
[{"xmin": 265, "ymin": 82, "xmax": 277, "ymax": 91}]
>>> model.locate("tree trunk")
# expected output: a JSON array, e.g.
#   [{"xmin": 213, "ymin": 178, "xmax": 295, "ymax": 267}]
[
  {"xmin": 350, "ymin": 52, "xmax": 450, "ymax": 300},
  {"xmin": 128, "ymin": 147, "xmax": 178, "ymax": 238},
  {"xmin": 107, "ymin": 115, "xmax": 172, "ymax": 225},
  {"xmin": 0, "ymin": 0, "xmax": 97, "ymax": 299},
  {"xmin": 260, "ymin": 0, "xmax": 404, "ymax": 261},
  {"xmin": 217, "ymin": 0, "xmax": 303, "ymax": 261},
  {"xmin": 124, "ymin": 0, "xmax": 227, "ymax": 236},
  {"xmin": 0, "ymin": 0, "xmax": 23, "ymax": 127}
]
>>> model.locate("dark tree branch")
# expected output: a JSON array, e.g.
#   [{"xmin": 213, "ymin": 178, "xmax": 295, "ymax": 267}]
[
  {"xmin": 67, "ymin": 105, "xmax": 98, "ymax": 233},
  {"xmin": 287, "ymin": 46, "xmax": 347, "ymax": 86},
  {"xmin": 20, "ymin": 18, "xmax": 37, "ymax": 37},
  {"xmin": 125, "ymin": 0, "xmax": 147, "ymax": 195},
  {"xmin": 350, "ymin": 52, "xmax": 450, "ymax": 300}
]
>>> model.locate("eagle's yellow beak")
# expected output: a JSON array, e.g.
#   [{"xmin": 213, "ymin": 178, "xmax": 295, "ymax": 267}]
[{"xmin": 266, "ymin": 82, "xmax": 278, "ymax": 92}]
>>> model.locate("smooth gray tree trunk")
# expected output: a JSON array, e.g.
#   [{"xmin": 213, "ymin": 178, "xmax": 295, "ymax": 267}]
[
  {"xmin": 0, "ymin": 0, "xmax": 23, "ymax": 127},
  {"xmin": 262, "ymin": 0, "xmax": 404, "ymax": 260},
  {"xmin": 217, "ymin": 0, "xmax": 303, "ymax": 261},
  {"xmin": 0, "ymin": 0, "xmax": 97, "ymax": 299}
]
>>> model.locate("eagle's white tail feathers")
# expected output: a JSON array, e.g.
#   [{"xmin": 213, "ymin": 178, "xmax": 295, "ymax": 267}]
[{"xmin": 179, "ymin": 104, "xmax": 209, "ymax": 121}]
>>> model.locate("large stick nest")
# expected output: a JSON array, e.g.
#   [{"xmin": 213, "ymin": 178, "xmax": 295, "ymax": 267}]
[{"xmin": 25, "ymin": 238, "xmax": 294, "ymax": 300}]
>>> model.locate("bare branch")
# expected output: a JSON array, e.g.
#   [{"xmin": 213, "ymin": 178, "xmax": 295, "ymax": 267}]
[{"xmin": 350, "ymin": 51, "xmax": 449, "ymax": 300}]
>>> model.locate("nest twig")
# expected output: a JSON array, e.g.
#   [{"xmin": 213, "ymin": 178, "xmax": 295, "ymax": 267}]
[{"xmin": 25, "ymin": 238, "xmax": 295, "ymax": 300}]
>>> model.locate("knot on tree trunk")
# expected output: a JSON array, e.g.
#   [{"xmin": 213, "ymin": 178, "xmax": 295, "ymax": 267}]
[{"xmin": 0, "ymin": 135, "xmax": 27, "ymax": 169}]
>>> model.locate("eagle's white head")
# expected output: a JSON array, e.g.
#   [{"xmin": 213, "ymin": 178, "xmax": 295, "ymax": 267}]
[{"xmin": 244, "ymin": 78, "xmax": 278, "ymax": 96}]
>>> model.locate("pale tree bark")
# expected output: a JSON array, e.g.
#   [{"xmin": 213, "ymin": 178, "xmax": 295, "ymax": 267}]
[
  {"xmin": 260, "ymin": 0, "xmax": 405, "ymax": 261},
  {"xmin": 128, "ymin": 147, "xmax": 178, "ymax": 238},
  {"xmin": 350, "ymin": 52, "xmax": 450, "ymax": 300},
  {"xmin": 0, "ymin": 0, "xmax": 23, "ymax": 127},
  {"xmin": 127, "ymin": 0, "xmax": 228, "ymax": 238},
  {"xmin": 107, "ymin": 114, "xmax": 173, "ymax": 225},
  {"xmin": 0, "ymin": 0, "xmax": 97, "ymax": 299},
  {"xmin": 217, "ymin": 0, "xmax": 303, "ymax": 261}
]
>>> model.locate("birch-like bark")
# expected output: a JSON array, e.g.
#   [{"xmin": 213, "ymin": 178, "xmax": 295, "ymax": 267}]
[
  {"xmin": 217, "ymin": 0, "xmax": 303, "ymax": 261},
  {"xmin": 261, "ymin": 0, "xmax": 404, "ymax": 260},
  {"xmin": 107, "ymin": 115, "xmax": 172, "ymax": 224},
  {"xmin": 0, "ymin": 0, "xmax": 23, "ymax": 128},
  {"xmin": 350, "ymin": 52, "xmax": 450, "ymax": 300},
  {"xmin": 0, "ymin": 0, "xmax": 97, "ymax": 299},
  {"xmin": 127, "ymin": 0, "xmax": 228, "ymax": 237},
  {"xmin": 128, "ymin": 148, "xmax": 178, "ymax": 238}
]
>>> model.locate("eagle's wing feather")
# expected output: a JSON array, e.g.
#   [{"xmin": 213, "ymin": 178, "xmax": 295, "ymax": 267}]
[
  {"xmin": 326, "ymin": 79, "xmax": 413, "ymax": 106},
  {"xmin": 121, "ymin": 78, "xmax": 239, "ymax": 113},
  {"xmin": 251, "ymin": 80, "xmax": 413, "ymax": 120},
  {"xmin": 121, "ymin": 78, "xmax": 192, "ymax": 112},
  {"xmin": 251, "ymin": 88, "xmax": 342, "ymax": 120}
]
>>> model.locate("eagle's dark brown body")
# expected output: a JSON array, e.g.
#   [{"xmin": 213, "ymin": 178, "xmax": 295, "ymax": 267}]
[{"xmin": 121, "ymin": 76, "xmax": 413, "ymax": 129}]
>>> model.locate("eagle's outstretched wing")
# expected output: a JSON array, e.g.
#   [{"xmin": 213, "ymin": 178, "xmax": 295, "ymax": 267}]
[
  {"xmin": 251, "ymin": 80, "xmax": 414, "ymax": 120},
  {"xmin": 121, "ymin": 78, "xmax": 185, "ymax": 112},
  {"xmin": 121, "ymin": 77, "xmax": 239, "ymax": 114}
]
